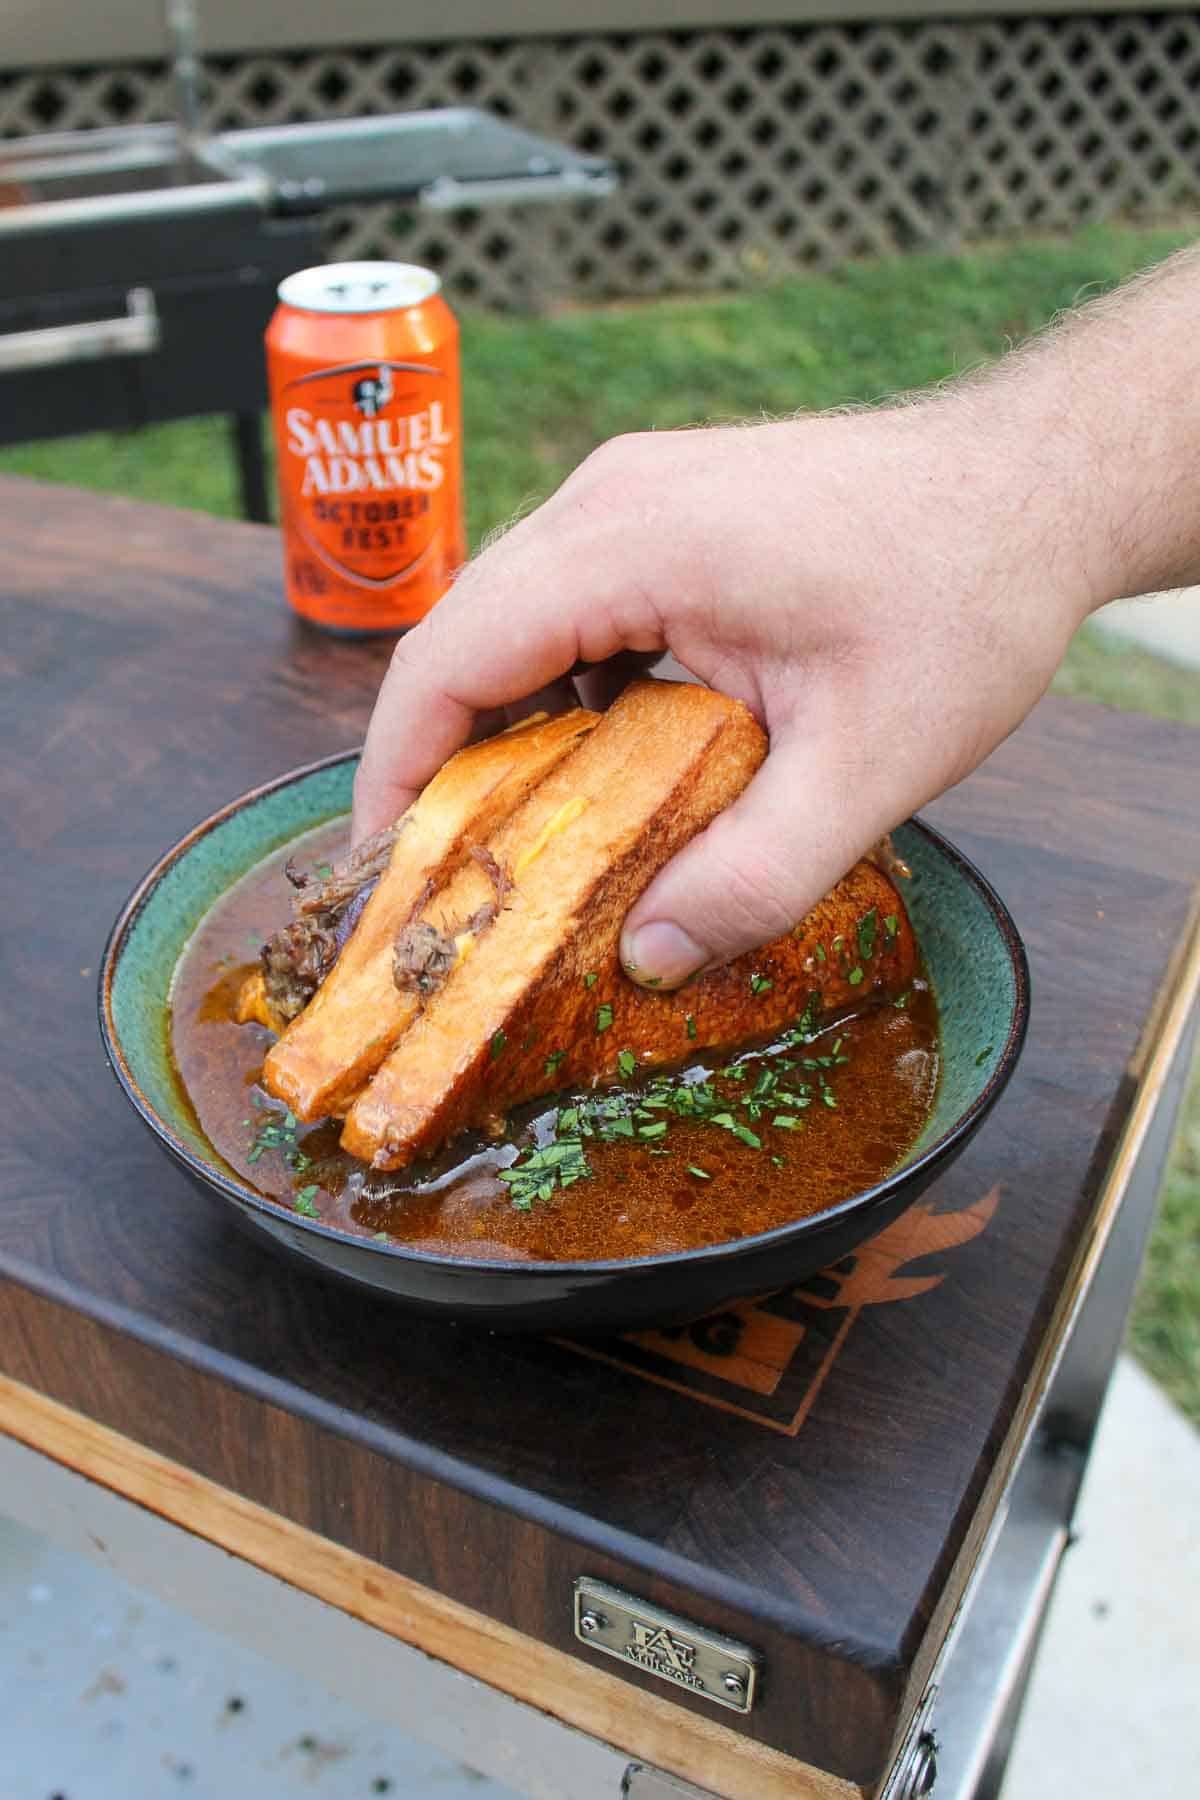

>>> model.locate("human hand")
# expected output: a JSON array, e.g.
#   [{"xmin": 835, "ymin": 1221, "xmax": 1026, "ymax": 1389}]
[{"xmin": 353, "ymin": 401, "xmax": 1099, "ymax": 988}]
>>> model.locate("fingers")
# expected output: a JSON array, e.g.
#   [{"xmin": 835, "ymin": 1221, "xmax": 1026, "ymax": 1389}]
[
  {"xmin": 351, "ymin": 455, "xmax": 670, "ymax": 841},
  {"xmin": 352, "ymin": 539, "xmax": 585, "ymax": 840},
  {"xmin": 619, "ymin": 725, "xmax": 892, "ymax": 988}
]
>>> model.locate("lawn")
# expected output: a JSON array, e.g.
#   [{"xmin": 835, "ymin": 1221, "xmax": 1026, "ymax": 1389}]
[{"xmin": 3, "ymin": 221, "xmax": 1197, "ymax": 1421}]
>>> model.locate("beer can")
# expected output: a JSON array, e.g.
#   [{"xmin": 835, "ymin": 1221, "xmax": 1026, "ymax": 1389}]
[{"xmin": 266, "ymin": 261, "xmax": 465, "ymax": 634}]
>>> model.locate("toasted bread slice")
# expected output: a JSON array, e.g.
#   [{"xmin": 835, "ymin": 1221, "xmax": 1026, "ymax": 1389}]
[
  {"xmin": 341, "ymin": 679, "xmax": 912, "ymax": 1171},
  {"xmin": 347, "ymin": 856, "xmax": 913, "ymax": 1169},
  {"xmin": 262, "ymin": 708, "xmax": 598, "ymax": 1121}
]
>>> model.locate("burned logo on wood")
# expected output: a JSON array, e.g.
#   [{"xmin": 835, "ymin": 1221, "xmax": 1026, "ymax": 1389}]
[{"xmin": 561, "ymin": 1188, "xmax": 1000, "ymax": 1434}]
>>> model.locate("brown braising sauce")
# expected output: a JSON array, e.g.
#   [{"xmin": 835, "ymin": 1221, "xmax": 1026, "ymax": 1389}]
[{"xmin": 170, "ymin": 823, "xmax": 940, "ymax": 1262}]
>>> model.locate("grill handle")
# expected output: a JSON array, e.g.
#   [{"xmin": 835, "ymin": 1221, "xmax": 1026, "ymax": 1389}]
[
  {"xmin": 419, "ymin": 168, "xmax": 618, "ymax": 211},
  {"xmin": 0, "ymin": 287, "xmax": 160, "ymax": 374}
]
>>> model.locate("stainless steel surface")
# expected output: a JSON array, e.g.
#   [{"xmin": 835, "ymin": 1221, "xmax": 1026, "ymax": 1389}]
[
  {"xmin": 572, "ymin": 1578, "xmax": 759, "ymax": 1716},
  {"xmin": 420, "ymin": 168, "xmax": 619, "ymax": 209},
  {"xmin": 880, "ymin": 1682, "xmax": 941, "ymax": 1800},
  {"xmin": 163, "ymin": 0, "xmax": 205, "ymax": 143},
  {"xmin": 0, "ymin": 287, "xmax": 159, "ymax": 373},
  {"xmin": 921, "ymin": 1444, "xmax": 1083, "ymax": 1800},
  {"xmin": 621, "ymin": 1766, "xmax": 722, "ymax": 1799},
  {"xmin": 0, "ymin": 107, "xmax": 615, "ymax": 245},
  {"xmin": 0, "ymin": 1435, "xmax": 638, "ymax": 1800},
  {"xmin": 897, "ymin": 1737, "xmax": 939, "ymax": 1799},
  {"xmin": 0, "ymin": 1509, "xmax": 516, "ymax": 1800},
  {"xmin": 0, "ymin": 124, "xmax": 264, "ymax": 237},
  {"xmin": 212, "ymin": 108, "xmax": 616, "ymax": 210}
]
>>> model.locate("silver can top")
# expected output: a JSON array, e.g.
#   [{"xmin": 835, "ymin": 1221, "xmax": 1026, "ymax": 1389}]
[{"xmin": 277, "ymin": 261, "xmax": 441, "ymax": 315}]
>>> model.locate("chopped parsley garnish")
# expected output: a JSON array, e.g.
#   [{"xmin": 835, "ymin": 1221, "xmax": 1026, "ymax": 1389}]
[
  {"xmin": 499, "ymin": 1138, "xmax": 591, "ymax": 1210},
  {"xmin": 814, "ymin": 943, "xmax": 827, "ymax": 963},
  {"xmin": 730, "ymin": 1122, "xmax": 762, "ymax": 1148},
  {"xmin": 794, "ymin": 992, "xmax": 822, "ymax": 1039},
  {"xmin": 893, "ymin": 991, "xmax": 911, "ymax": 1009},
  {"xmin": 749, "ymin": 972, "xmax": 773, "ymax": 996},
  {"xmin": 686, "ymin": 1014, "xmax": 697, "ymax": 1040},
  {"xmin": 490, "ymin": 1029, "xmax": 507, "ymax": 1060},
  {"xmin": 883, "ymin": 913, "xmax": 899, "ymax": 946},
  {"xmin": 709, "ymin": 1111, "xmax": 761, "ymax": 1148},
  {"xmin": 857, "ymin": 908, "xmax": 878, "ymax": 961},
  {"xmin": 976, "ymin": 1043, "xmax": 995, "ymax": 1066},
  {"xmin": 246, "ymin": 1096, "xmax": 311, "ymax": 1174},
  {"xmin": 293, "ymin": 1185, "xmax": 320, "ymax": 1217},
  {"xmin": 544, "ymin": 1049, "xmax": 566, "ymax": 1076},
  {"xmin": 583, "ymin": 971, "xmax": 598, "ymax": 989},
  {"xmin": 314, "ymin": 862, "xmax": 333, "ymax": 880},
  {"xmin": 501, "ymin": 1012, "xmax": 853, "ymax": 1204},
  {"xmin": 848, "ymin": 966, "xmax": 865, "ymax": 986}
]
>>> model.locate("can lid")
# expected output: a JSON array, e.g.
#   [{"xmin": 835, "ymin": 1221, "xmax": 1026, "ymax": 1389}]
[{"xmin": 277, "ymin": 262, "xmax": 442, "ymax": 315}]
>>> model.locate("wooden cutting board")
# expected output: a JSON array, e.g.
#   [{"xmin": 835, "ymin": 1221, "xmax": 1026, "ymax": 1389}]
[{"xmin": 0, "ymin": 479, "xmax": 1197, "ymax": 1794}]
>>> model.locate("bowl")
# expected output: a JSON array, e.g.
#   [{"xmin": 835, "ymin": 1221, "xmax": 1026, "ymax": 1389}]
[{"xmin": 100, "ymin": 751, "xmax": 1029, "ymax": 1333}]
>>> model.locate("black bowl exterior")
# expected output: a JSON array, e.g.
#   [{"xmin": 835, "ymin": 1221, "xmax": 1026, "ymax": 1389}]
[
  {"xmin": 101, "ymin": 769, "xmax": 1029, "ymax": 1335},
  {"xmin": 163, "ymin": 1091, "xmax": 994, "ymax": 1335}
]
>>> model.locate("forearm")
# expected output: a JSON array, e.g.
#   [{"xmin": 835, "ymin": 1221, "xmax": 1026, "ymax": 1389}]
[{"xmin": 943, "ymin": 241, "xmax": 1200, "ymax": 609}]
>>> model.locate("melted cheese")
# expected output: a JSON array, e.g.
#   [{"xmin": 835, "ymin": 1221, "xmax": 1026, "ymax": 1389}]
[
  {"xmin": 500, "ymin": 710, "xmax": 549, "ymax": 734},
  {"xmin": 513, "ymin": 797, "xmax": 588, "ymax": 879}
]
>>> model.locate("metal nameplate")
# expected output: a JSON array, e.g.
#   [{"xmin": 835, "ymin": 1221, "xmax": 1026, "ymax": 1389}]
[{"xmin": 573, "ymin": 1578, "xmax": 760, "ymax": 1714}]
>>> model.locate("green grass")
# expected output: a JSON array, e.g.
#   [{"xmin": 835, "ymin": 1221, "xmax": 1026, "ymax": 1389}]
[{"xmin": 2, "ymin": 220, "xmax": 1197, "ymax": 1420}]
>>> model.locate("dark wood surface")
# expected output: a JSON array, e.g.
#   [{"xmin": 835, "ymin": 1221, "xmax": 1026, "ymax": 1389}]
[{"xmin": 2, "ymin": 476, "xmax": 1199, "ymax": 1788}]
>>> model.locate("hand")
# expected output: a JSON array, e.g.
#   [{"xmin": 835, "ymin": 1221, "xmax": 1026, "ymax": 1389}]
[{"xmin": 353, "ymin": 397, "xmax": 1100, "ymax": 988}]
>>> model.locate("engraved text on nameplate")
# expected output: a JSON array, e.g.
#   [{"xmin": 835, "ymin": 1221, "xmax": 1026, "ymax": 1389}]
[{"xmin": 573, "ymin": 1578, "xmax": 760, "ymax": 1714}]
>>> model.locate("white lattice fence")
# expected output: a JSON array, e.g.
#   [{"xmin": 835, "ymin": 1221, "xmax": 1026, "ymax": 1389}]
[{"xmin": 3, "ymin": 13, "xmax": 1200, "ymax": 309}]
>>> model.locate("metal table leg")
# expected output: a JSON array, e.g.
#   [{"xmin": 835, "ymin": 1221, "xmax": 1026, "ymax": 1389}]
[{"xmin": 230, "ymin": 410, "xmax": 270, "ymax": 522}]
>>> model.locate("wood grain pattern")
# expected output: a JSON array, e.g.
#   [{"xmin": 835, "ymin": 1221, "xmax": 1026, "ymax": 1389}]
[
  {"xmin": 0, "ymin": 1373, "xmax": 861, "ymax": 1800},
  {"xmin": 1, "ymin": 476, "xmax": 1198, "ymax": 1788}
]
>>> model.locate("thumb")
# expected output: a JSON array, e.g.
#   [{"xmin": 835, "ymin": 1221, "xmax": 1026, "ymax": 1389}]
[{"xmin": 619, "ymin": 733, "xmax": 887, "ymax": 988}]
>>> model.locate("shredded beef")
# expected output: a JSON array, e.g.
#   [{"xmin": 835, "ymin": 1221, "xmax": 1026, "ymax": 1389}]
[
  {"xmin": 392, "ymin": 922, "xmax": 459, "ymax": 996},
  {"xmin": 261, "ymin": 919, "xmax": 339, "ymax": 1023},
  {"xmin": 288, "ymin": 825, "xmax": 401, "ymax": 918},
  {"xmin": 468, "ymin": 845, "xmax": 512, "ymax": 913},
  {"xmin": 260, "ymin": 823, "xmax": 403, "ymax": 1022}
]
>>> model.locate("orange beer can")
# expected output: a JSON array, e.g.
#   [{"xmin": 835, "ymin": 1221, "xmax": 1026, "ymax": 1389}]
[{"xmin": 266, "ymin": 261, "xmax": 465, "ymax": 633}]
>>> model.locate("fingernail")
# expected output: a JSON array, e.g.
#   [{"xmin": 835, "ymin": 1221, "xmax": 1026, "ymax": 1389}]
[{"xmin": 620, "ymin": 921, "xmax": 709, "ymax": 989}]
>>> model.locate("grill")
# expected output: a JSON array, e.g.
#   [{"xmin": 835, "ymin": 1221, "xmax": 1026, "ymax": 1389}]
[{"xmin": 0, "ymin": 40, "xmax": 615, "ymax": 518}]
